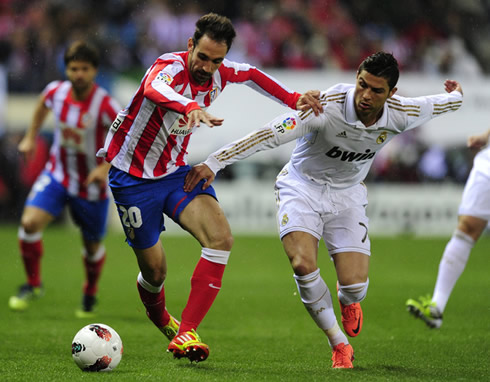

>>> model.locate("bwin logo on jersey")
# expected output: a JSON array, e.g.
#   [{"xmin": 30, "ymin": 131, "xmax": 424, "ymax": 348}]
[{"xmin": 325, "ymin": 146, "xmax": 376, "ymax": 162}]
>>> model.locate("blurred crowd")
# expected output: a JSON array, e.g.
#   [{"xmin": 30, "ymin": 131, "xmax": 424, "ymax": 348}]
[
  {"xmin": 1, "ymin": 0, "xmax": 489, "ymax": 93},
  {"xmin": 0, "ymin": 0, "xmax": 487, "ymax": 220}
]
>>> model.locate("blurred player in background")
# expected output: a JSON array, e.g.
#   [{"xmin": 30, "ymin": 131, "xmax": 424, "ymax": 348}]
[
  {"xmin": 184, "ymin": 52, "xmax": 463, "ymax": 368},
  {"xmin": 8, "ymin": 41, "xmax": 121, "ymax": 318},
  {"xmin": 406, "ymin": 129, "xmax": 490, "ymax": 328},
  {"xmin": 97, "ymin": 13, "xmax": 321, "ymax": 362}
]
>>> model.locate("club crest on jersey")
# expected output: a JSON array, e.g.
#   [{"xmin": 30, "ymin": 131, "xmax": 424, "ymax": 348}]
[
  {"xmin": 376, "ymin": 132, "xmax": 388, "ymax": 144},
  {"xmin": 281, "ymin": 213, "xmax": 289, "ymax": 226},
  {"xmin": 275, "ymin": 117, "xmax": 297, "ymax": 134},
  {"xmin": 156, "ymin": 71, "xmax": 173, "ymax": 85},
  {"xmin": 81, "ymin": 112, "xmax": 92, "ymax": 128},
  {"xmin": 209, "ymin": 88, "xmax": 218, "ymax": 102}
]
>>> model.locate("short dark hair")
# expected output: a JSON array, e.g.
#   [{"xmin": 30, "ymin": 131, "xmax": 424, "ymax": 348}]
[
  {"xmin": 64, "ymin": 40, "xmax": 99, "ymax": 67},
  {"xmin": 358, "ymin": 52, "xmax": 399, "ymax": 90},
  {"xmin": 192, "ymin": 13, "xmax": 236, "ymax": 52}
]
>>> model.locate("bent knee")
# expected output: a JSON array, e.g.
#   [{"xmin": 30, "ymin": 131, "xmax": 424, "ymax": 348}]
[
  {"xmin": 20, "ymin": 217, "xmax": 41, "ymax": 234},
  {"xmin": 207, "ymin": 230, "xmax": 234, "ymax": 251},
  {"xmin": 290, "ymin": 255, "xmax": 317, "ymax": 276}
]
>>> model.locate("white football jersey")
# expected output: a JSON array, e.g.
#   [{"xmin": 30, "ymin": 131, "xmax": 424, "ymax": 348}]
[{"xmin": 204, "ymin": 83, "xmax": 463, "ymax": 189}]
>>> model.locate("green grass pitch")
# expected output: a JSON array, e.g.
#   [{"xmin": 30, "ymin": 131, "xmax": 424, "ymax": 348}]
[{"xmin": 0, "ymin": 225, "xmax": 488, "ymax": 381}]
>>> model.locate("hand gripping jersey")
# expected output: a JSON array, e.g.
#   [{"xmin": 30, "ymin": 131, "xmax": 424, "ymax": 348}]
[
  {"xmin": 204, "ymin": 83, "xmax": 463, "ymax": 189},
  {"xmin": 42, "ymin": 80, "xmax": 120, "ymax": 200},
  {"xmin": 98, "ymin": 51, "xmax": 301, "ymax": 179}
]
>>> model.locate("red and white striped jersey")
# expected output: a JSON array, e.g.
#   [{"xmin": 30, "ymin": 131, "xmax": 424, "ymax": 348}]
[
  {"xmin": 98, "ymin": 51, "xmax": 301, "ymax": 179},
  {"xmin": 42, "ymin": 80, "xmax": 121, "ymax": 200}
]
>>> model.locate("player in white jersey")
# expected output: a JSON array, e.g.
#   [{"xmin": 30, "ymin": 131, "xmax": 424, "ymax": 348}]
[
  {"xmin": 8, "ymin": 41, "xmax": 121, "ymax": 317},
  {"xmin": 406, "ymin": 129, "xmax": 490, "ymax": 328},
  {"xmin": 97, "ymin": 13, "xmax": 322, "ymax": 363},
  {"xmin": 184, "ymin": 52, "xmax": 463, "ymax": 368}
]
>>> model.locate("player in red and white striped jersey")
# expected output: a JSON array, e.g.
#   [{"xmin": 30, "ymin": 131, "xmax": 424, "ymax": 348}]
[
  {"xmin": 9, "ymin": 41, "xmax": 121, "ymax": 317},
  {"xmin": 97, "ymin": 13, "xmax": 322, "ymax": 362},
  {"xmin": 42, "ymin": 78, "xmax": 119, "ymax": 200},
  {"xmin": 100, "ymin": 41, "xmax": 316, "ymax": 178}
]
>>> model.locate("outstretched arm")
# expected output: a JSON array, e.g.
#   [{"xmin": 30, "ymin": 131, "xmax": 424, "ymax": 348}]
[{"xmin": 184, "ymin": 110, "xmax": 324, "ymax": 192}]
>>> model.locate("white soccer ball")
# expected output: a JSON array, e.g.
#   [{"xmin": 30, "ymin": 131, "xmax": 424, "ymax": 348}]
[{"xmin": 71, "ymin": 323, "xmax": 123, "ymax": 372}]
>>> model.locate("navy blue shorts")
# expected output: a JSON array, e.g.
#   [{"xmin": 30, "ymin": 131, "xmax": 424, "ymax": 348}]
[
  {"xmin": 26, "ymin": 170, "xmax": 109, "ymax": 241},
  {"xmin": 109, "ymin": 166, "xmax": 217, "ymax": 249}
]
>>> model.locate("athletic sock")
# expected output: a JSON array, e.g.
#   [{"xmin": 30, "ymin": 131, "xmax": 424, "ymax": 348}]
[
  {"xmin": 325, "ymin": 322, "xmax": 349, "ymax": 347},
  {"xmin": 433, "ymin": 229, "xmax": 473, "ymax": 312},
  {"xmin": 137, "ymin": 272, "xmax": 170, "ymax": 328},
  {"xmin": 18, "ymin": 227, "xmax": 43, "ymax": 287},
  {"xmin": 294, "ymin": 269, "xmax": 348, "ymax": 347},
  {"xmin": 179, "ymin": 248, "xmax": 229, "ymax": 333},
  {"xmin": 82, "ymin": 246, "xmax": 106, "ymax": 296}
]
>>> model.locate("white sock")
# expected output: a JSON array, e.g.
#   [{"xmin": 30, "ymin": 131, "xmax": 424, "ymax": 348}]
[
  {"xmin": 325, "ymin": 322, "xmax": 349, "ymax": 347},
  {"xmin": 338, "ymin": 279, "xmax": 369, "ymax": 305},
  {"xmin": 294, "ymin": 269, "xmax": 348, "ymax": 347},
  {"xmin": 433, "ymin": 229, "xmax": 473, "ymax": 312}
]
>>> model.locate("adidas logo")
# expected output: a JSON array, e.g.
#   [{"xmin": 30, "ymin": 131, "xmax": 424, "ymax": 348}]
[{"xmin": 336, "ymin": 131, "xmax": 347, "ymax": 138}]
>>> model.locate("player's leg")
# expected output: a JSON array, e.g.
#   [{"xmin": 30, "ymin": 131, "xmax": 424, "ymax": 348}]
[
  {"xmin": 177, "ymin": 194, "xmax": 232, "ymax": 332},
  {"xmin": 282, "ymin": 231, "xmax": 352, "ymax": 355},
  {"xmin": 323, "ymin": 183, "xmax": 371, "ymax": 339},
  {"xmin": 9, "ymin": 171, "xmax": 63, "ymax": 311},
  {"xmin": 162, "ymin": 168, "xmax": 231, "ymax": 362},
  {"xmin": 275, "ymin": 168, "xmax": 353, "ymax": 368},
  {"xmin": 431, "ymin": 215, "xmax": 486, "ymax": 313},
  {"xmin": 407, "ymin": 166, "xmax": 490, "ymax": 327},
  {"xmin": 75, "ymin": 239, "xmax": 106, "ymax": 317},
  {"xmin": 109, "ymin": 174, "xmax": 178, "ymax": 341},
  {"xmin": 133, "ymin": 242, "xmax": 179, "ymax": 340},
  {"xmin": 70, "ymin": 197, "xmax": 110, "ymax": 317},
  {"xmin": 332, "ymin": 251, "xmax": 369, "ymax": 337},
  {"xmin": 405, "ymin": 218, "xmax": 483, "ymax": 329}
]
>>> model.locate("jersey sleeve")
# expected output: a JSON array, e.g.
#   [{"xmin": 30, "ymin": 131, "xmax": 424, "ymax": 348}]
[
  {"xmin": 219, "ymin": 60, "xmax": 301, "ymax": 109},
  {"xmin": 100, "ymin": 96, "xmax": 121, "ymax": 127},
  {"xmin": 203, "ymin": 109, "xmax": 325, "ymax": 174},
  {"xmin": 42, "ymin": 81, "xmax": 62, "ymax": 109},
  {"xmin": 406, "ymin": 90, "xmax": 463, "ymax": 130},
  {"xmin": 144, "ymin": 60, "xmax": 200, "ymax": 115}
]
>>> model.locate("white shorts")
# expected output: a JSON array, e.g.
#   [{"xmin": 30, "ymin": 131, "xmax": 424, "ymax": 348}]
[
  {"xmin": 274, "ymin": 164, "xmax": 371, "ymax": 256},
  {"xmin": 458, "ymin": 165, "xmax": 490, "ymax": 220}
]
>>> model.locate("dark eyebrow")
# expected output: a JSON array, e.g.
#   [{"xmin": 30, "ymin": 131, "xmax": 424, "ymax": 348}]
[{"xmin": 359, "ymin": 77, "xmax": 385, "ymax": 92}]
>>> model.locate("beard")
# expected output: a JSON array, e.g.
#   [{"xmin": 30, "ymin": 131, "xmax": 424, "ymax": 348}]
[
  {"xmin": 72, "ymin": 80, "xmax": 91, "ymax": 95},
  {"xmin": 192, "ymin": 69, "xmax": 212, "ymax": 85}
]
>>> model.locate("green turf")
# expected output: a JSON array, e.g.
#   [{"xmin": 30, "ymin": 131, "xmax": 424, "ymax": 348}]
[{"xmin": 0, "ymin": 225, "xmax": 488, "ymax": 381}]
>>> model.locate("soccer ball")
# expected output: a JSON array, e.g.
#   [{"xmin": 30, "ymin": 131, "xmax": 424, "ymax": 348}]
[{"xmin": 71, "ymin": 323, "xmax": 123, "ymax": 372}]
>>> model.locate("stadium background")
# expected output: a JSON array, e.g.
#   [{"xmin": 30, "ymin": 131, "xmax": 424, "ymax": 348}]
[{"xmin": 1, "ymin": 0, "xmax": 490, "ymax": 235}]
